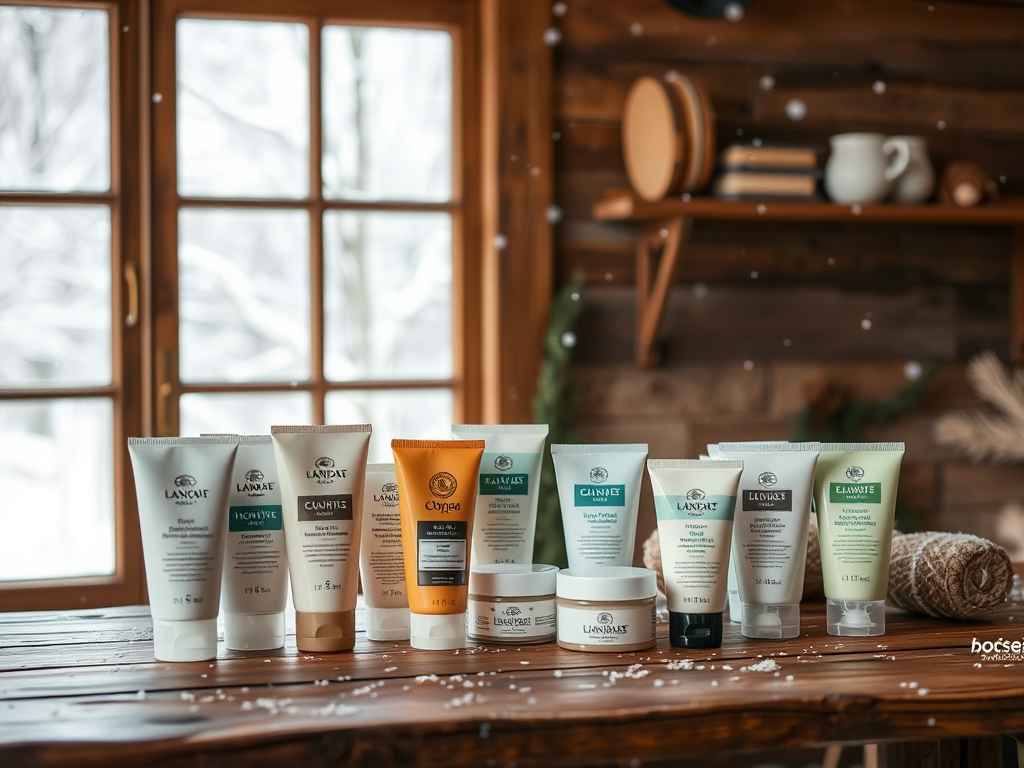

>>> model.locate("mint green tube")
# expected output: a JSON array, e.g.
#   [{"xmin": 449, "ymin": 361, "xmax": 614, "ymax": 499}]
[{"xmin": 813, "ymin": 442, "xmax": 905, "ymax": 637}]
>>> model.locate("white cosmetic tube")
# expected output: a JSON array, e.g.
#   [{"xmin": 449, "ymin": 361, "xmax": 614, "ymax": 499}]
[
  {"xmin": 648, "ymin": 459, "xmax": 743, "ymax": 649},
  {"xmin": 451, "ymin": 424, "xmax": 549, "ymax": 565},
  {"xmin": 707, "ymin": 441, "xmax": 788, "ymax": 624},
  {"xmin": 128, "ymin": 436, "xmax": 238, "ymax": 662},
  {"xmin": 271, "ymin": 425, "xmax": 371, "ymax": 653},
  {"xmin": 210, "ymin": 435, "xmax": 288, "ymax": 651},
  {"xmin": 703, "ymin": 444, "xmax": 740, "ymax": 623},
  {"xmin": 717, "ymin": 442, "xmax": 820, "ymax": 639},
  {"xmin": 360, "ymin": 463, "xmax": 410, "ymax": 640},
  {"xmin": 551, "ymin": 444, "xmax": 648, "ymax": 568}
]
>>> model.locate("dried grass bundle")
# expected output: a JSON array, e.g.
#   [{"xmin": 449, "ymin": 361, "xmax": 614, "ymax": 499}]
[{"xmin": 933, "ymin": 351, "xmax": 1024, "ymax": 463}]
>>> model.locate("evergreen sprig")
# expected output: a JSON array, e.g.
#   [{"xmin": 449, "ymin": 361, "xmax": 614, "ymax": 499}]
[{"xmin": 531, "ymin": 273, "xmax": 586, "ymax": 567}]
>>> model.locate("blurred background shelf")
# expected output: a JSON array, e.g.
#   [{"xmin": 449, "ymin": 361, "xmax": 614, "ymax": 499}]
[
  {"xmin": 594, "ymin": 189, "xmax": 1024, "ymax": 225},
  {"xmin": 592, "ymin": 189, "xmax": 1024, "ymax": 367}
]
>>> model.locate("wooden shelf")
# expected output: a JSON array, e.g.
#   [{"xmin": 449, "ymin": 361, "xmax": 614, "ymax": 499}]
[
  {"xmin": 591, "ymin": 190, "xmax": 1024, "ymax": 368},
  {"xmin": 594, "ymin": 189, "xmax": 1024, "ymax": 225}
]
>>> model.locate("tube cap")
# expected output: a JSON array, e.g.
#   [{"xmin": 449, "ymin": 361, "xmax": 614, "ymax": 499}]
[
  {"xmin": 740, "ymin": 602, "xmax": 800, "ymax": 639},
  {"xmin": 410, "ymin": 612, "xmax": 466, "ymax": 650},
  {"xmin": 365, "ymin": 606, "xmax": 411, "ymax": 641},
  {"xmin": 827, "ymin": 599, "xmax": 885, "ymax": 637},
  {"xmin": 727, "ymin": 590, "xmax": 742, "ymax": 624},
  {"xmin": 295, "ymin": 610, "xmax": 356, "ymax": 653},
  {"xmin": 153, "ymin": 618, "xmax": 218, "ymax": 662},
  {"xmin": 669, "ymin": 612, "xmax": 723, "ymax": 649},
  {"xmin": 223, "ymin": 612, "xmax": 285, "ymax": 651}
]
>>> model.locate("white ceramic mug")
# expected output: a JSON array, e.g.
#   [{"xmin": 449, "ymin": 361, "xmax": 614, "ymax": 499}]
[
  {"xmin": 824, "ymin": 133, "xmax": 910, "ymax": 204},
  {"xmin": 887, "ymin": 135, "xmax": 934, "ymax": 204}
]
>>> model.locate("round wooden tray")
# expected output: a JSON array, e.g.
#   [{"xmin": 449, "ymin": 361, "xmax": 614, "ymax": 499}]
[{"xmin": 622, "ymin": 73, "xmax": 716, "ymax": 201}]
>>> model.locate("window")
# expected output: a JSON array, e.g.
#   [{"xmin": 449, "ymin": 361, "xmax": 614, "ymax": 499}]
[
  {"xmin": 152, "ymin": 0, "xmax": 478, "ymax": 463},
  {"xmin": 0, "ymin": 1, "xmax": 146, "ymax": 609},
  {"xmin": 0, "ymin": 0, "xmax": 481, "ymax": 610}
]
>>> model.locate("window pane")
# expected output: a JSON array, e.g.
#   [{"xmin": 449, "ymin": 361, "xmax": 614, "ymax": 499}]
[
  {"xmin": 179, "ymin": 208, "xmax": 310, "ymax": 383},
  {"xmin": 324, "ymin": 211, "xmax": 452, "ymax": 381},
  {"xmin": 176, "ymin": 19, "xmax": 309, "ymax": 199},
  {"xmin": 0, "ymin": 398, "xmax": 114, "ymax": 581},
  {"xmin": 322, "ymin": 26, "xmax": 451, "ymax": 201},
  {"xmin": 0, "ymin": 7, "xmax": 110, "ymax": 192},
  {"xmin": 0, "ymin": 206, "xmax": 111, "ymax": 387},
  {"xmin": 179, "ymin": 392, "xmax": 312, "ymax": 436},
  {"xmin": 325, "ymin": 389, "xmax": 453, "ymax": 464}
]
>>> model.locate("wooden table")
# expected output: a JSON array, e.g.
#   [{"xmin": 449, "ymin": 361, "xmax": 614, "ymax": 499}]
[{"xmin": 3, "ymin": 595, "xmax": 1023, "ymax": 767}]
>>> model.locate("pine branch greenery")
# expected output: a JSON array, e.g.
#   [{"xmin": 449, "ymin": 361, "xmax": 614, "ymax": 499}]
[
  {"xmin": 531, "ymin": 273, "xmax": 586, "ymax": 568},
  {"xmin": 934, "ymin": 351, "xmax": 1024, "ymax": 464},
  {"xmin": 789, "ymin": 361, "xmax": 942, "ymax": 442}
]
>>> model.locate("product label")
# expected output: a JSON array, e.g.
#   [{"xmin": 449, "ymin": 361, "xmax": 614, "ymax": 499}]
[
  {"xmin": 822, "ymin": 476, "xmax": 887, "ymax": 593},
  {"xmin": 229, "ymin": 505, "xmax": 283, "ymax": 532},
  {"xmin": 469, "ymin": 598, "xmax": 556, "ymax": 640},
  {"xmin": 829, "ymin": 483, "xmax": 882, "ymax": 504},
  {"xmin": 656, "ymin": 518, "xmax": 731, "ymax": 612},
  {"xmin": 574, "ymin": 484, "xmax": 626, "ymax": 507},
  {"xmin": 417, "ymin": 520, "xmax": 467, "ymax": 586},
  {"xmin": 654, "ymin": 494, "xmax": 736, "ymax": 521},
  {"xmin": 479, "ymin": 473, "xmax": 529, "ymax": 495},
  {"xmin": 297, "ymin": 494, "xmax": 352, "ymax": 522},
  {"xmin": 362, "ymin": 479, "xmax": 406, "ymax": 600},
  {"xmin": 742, "ymin": 489, "xmax": 793, "ymax": 511},
  {"xmin": 474, "ymin": 452, "xmax": 541, "ymax": 563},
  {"xmin": 557, "ymin": 604, "xmax": 655, "ymax": 646}
]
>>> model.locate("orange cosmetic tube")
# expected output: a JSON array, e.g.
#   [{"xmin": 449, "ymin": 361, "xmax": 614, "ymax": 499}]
[{"xmin": 392, "ymin": 439, "xmax": 485, "ymax": 650}]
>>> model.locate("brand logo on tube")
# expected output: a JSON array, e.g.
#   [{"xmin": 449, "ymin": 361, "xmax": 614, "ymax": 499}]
[
  {"xmin": 758, "ymin": 472, "xmax": 778, "ymax": 487},
  {"xmin": 426, "ymin": 472, "xmax": 460, "ymax": 512},
  {"xmin": 429, "ymin": 472, "xmax": 458, "ymax": 498},
  {"xmin": 590, "ymin": 467, "xmax": 609, "ymax": 483},
  {"xmin": 307, "ymin": 456, "xmax": 347, "ymax": 484},
  {"xmin": 165, "ymin": 474, "xmax": 209, "ymax": 504},
  {"xmin": 374, "ymin": 482, "xmax": 400, "ymax": 507},
  {"xmin": 679, "ymin": 488, "xmax": 718, "ymax": 514},
  {"xmin": 846, "ymin": 466, "xmax": 866, "ymax": 481},
  {"xmin": 238, "ymin": 468, "xmax": 275, "ymax": 497},
  {"xmin": 494, "ymin": 455, "xmax": 514, "ymax": 472}
]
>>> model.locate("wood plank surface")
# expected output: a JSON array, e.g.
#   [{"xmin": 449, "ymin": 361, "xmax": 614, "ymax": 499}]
[
  {"xmin": 2, "ymin": 597, "xmax": 1024, "ymax": 766},
  {"xmin": 557, "ymin": 219, "xmax": 1011, "ymax": 288},
  {"xmin": 556, "ymin": 0, "xmax": 1024, "ymax": 79}
]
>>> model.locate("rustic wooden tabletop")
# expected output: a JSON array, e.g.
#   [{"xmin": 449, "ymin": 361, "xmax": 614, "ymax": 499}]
[{"xmin": 2, "ymin": 591, "xmax": 1023, "ymax": 768}]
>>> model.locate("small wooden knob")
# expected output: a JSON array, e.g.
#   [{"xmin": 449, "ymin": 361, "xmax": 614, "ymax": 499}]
[{"xmin": 952, "ymin": 182, "xmax": 981, "ymax": 207}]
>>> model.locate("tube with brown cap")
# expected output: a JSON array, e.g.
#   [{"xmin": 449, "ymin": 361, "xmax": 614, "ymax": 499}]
[{"xmin": 272, "ymin": 425, "xmax": 371, "ymax": 652}]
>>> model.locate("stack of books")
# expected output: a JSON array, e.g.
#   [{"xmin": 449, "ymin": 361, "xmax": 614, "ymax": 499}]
[{"xmin": 712, "ymin": 142, "xmax": 821, "ymax": 201}]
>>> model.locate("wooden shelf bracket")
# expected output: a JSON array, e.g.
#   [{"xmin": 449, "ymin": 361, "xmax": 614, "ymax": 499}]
[{"xmin": 635, "ymin": 215, "xmax": 691, "ymax": 367}]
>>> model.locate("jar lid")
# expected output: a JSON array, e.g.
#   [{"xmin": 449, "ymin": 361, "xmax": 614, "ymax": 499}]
[
  {"xmin": 557, "ymin": 566, "xmax": 657, "ymax": 601},
  {"xmin": 470, "ymin": 564, "xmax": 558, "ymax": 597}
]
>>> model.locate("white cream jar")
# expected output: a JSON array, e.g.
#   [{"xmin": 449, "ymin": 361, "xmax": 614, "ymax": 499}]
[
  {"xmin": 468, "ymin": 564, "xmax": 557, "ymax": 644},
  {"xmin": 556, "ymin": 566, "xmax": 657, "ymax": 652}
]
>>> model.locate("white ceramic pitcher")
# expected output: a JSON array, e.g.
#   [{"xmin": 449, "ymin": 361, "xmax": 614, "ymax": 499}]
[
  {"xmin": 824, "ymin": 133, "xmax": 911, "ymax": 204},
  {"xmin": 887, "ymin": 136, "xmax": 935, "ymax": 204}
]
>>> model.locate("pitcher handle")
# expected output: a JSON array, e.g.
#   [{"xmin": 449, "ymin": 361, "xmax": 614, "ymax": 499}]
[{"xmin": 883, "ymin": 137, "xmax": 911, "ymax": 183}]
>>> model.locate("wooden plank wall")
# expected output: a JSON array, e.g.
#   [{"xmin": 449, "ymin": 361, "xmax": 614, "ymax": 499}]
[{"xmin": 549, "ymin": 0, "xmax": 1024, "ymax": 561}]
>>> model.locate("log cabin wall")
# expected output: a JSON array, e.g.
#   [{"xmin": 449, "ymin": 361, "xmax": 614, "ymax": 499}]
[{"xmin": 549, "ymin": 0, "xmax": 1024, "ymax": 561}]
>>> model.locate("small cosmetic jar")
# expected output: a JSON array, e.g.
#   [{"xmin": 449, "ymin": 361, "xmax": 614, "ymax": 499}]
[
  {"xmin": 556, "ymin": 566, "xmax": 657, "ymax": 652},
  {"xmin": 468, "ymin": 564, "xmax": 558, "ymax": 644}
]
